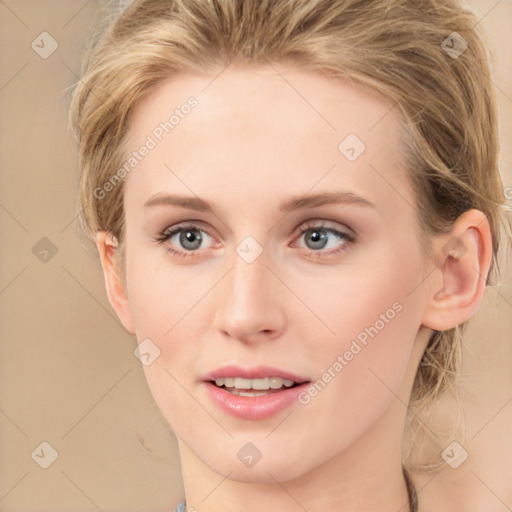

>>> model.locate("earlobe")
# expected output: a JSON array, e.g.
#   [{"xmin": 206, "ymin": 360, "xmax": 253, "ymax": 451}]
[
  {"xmin": 422, "ymin": 210, "xmax": 493, "ymax": 331},
  {"xmin": 96, "ymin": 231, "xmax": 136, "ymax": 335}
]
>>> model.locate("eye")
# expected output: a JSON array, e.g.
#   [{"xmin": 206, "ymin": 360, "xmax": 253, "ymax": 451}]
[
  {"xmin": 155, "ymin": 224, "xmax": 215, "ymax": 258},
  {"xmin": 293, "ymin": 222, "xmax": 355, "ymax": 257}
]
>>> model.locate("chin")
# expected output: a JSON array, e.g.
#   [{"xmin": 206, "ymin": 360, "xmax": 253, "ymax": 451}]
[{"xmin": 200, "ymin": 448, "xmax": 312, "ymax": 484}]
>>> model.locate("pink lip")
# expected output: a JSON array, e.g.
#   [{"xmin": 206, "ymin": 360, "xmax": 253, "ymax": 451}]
[{"xmin": 201, "ymin": 365, "xmax": 311, "ymax": 420}]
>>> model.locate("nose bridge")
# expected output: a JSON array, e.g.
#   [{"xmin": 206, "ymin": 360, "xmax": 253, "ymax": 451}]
[
  {"xmin": 213, "ymin": 242, "xmax": 285, "ymax": 341},
  {"xmin": 231, "ymin": 247, "xmax": 268, "ymax": 302}
]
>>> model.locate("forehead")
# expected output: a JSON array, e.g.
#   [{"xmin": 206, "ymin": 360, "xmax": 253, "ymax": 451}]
[{"xmin": 124, "ymin": 64, "xmax": 412, "ymax": 218}]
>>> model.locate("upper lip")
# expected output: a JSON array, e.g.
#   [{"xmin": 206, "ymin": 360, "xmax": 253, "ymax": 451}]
[{"xmin": 201, "ymin": 365, "xmax": 310, "ymax": 383}]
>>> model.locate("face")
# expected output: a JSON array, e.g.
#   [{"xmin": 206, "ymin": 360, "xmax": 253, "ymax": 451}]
[{"xmin": 118, "ymin": 65, "xmax": 432, "ymax": 482}]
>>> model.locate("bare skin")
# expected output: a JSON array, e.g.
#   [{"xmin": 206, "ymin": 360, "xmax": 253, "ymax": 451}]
[{"xmin": 95, "ymin": 64, "xmax": 493, "ymax": 512}]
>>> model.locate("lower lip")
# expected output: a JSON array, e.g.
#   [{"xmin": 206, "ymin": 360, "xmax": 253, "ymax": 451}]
[{"xmin": 204, "ymin": 381, "xmax": 309, "ymax": 420}]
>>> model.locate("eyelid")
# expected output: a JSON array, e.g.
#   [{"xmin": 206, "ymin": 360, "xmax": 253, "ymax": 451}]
[
  {"xmin": 292, "ymin": 219, "xmax": 354, "ymax": 236},
  {"xmin": 161, "ymin": 219, "xmax": 213, "ymax": 235}
]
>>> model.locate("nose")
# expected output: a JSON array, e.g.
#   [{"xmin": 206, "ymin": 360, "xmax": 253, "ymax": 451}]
[{"xmin": 212, "ymin": 247, "xmax": 286, "ymax": 344}]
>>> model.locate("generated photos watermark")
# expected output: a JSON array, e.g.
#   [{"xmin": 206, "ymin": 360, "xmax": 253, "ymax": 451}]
[
  {"xmin": 93, "ymin": 96, "xmax": 198, "ymax": 200},
  {"xmin": 298, "ymin": 301, "xmax": 403, "ymax": 405}
]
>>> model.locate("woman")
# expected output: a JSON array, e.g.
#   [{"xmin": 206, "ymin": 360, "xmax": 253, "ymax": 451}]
[{"xmin": 69, "ymin": 1, "xmax": 510, "ymax": 510}]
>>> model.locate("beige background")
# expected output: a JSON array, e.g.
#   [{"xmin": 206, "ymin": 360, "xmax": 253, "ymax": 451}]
[{"xmin": 0, "ymin": 1, "xmax": 510, "ymax": 511}]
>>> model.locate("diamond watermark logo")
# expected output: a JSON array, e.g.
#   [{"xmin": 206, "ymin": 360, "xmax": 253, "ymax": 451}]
[
  {"xmin": 236, "ymin": 236, "xmax": 263, "ymax": 264},
  {"xmin": 442, "ymin": 32, "xmax": 468, "ymax": 59},
  {"xmin": 31, "ymin": 32, "xmax": 59, "ymax": 59},
  {"xmin": 31, "ymin": 441, "xmax": 58, "ymax": 469},
  {"xmin": 442, "ymin": 237, "xmax": 467, "ymax": 260},
  {"xmin": 338, "ymin": 133, "xmax": 366, "ymax": 162},
  {"xmin": 442, "ymin": 441, "xmax": 468, "ymax": 469},
  {"xmin": 134, "ymin": 338, "xmax": 161, "ymax": 366},
  {"xmin": 237, "ymin": 442, "xmax": 263, "ymax": 468},
  {"xmin": 32, "ymin": 237, "xmax": 58, "ymax": 263}
]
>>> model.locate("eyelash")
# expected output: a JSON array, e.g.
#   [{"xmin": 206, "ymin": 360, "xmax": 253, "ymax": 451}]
[{"xmin": 154, "ymin": 221, "xmax": 356, "ymax": 260}]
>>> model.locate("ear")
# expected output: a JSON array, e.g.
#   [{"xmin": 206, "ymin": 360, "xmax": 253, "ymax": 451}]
[
  {"xmin": 422, "ymin": 209, "xmax": 493, "ymax": 331},
  {"xmin": 96, "ymin": 231, "xmax": 135, "ymax": 335}
]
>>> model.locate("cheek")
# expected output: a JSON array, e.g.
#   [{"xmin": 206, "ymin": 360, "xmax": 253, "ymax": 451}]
[
  {"xmin": 299, "ymin": 255, "xmax": 420, "ymax": 338},
  {"xmin": 125, "ymin": 244, "xmax": 199, "ymax": 337},
  {"xmin": 125, "ymin": 247, "xmax": 210, "ymax": 392},
  {"xmin": 294, "ymin": 248, "xmax": 425, "ymax": 391},
  {"xmin": 288, "ymin": 274, "xmax": 422, "ymax": 460}
]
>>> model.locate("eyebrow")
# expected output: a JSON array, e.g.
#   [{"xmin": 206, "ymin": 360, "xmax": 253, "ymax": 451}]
[{"xmin": 143, "ymin": 191, "xmax": 375, "ymax": 213}]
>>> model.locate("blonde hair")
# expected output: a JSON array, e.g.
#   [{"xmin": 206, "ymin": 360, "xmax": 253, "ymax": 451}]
[{"xmin": 69, "ymin": 0, "xmax": 509, "ymax": 472}]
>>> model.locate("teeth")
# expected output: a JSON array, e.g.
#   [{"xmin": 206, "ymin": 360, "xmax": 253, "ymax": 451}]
[
  {"xmin": 235, "ymin": 377, "xmax": 252, "ymax": 389},
  {"xmin": 270, "ymin": 377, "xmax": 282, "ymax": 389},
  {"xmin": 214, "ymin": 377, "xmax": 296, "ymax": 390}
]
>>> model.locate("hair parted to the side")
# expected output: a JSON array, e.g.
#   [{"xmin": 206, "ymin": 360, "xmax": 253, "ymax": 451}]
[{"xmin": 69, "ymin": 0, "xmax": 510, "ymax": 472}]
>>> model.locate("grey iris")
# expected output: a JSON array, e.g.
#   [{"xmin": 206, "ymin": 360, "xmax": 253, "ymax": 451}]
[
  {"xmin": 180, "ymin": 229, "xmax": 202, "ymax": 250},
  {"xmin": 305, "ymin": 229, "xmax": 328, "ymax": 250}
]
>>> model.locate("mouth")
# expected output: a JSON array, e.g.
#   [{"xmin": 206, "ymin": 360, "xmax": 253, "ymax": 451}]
[
  {"xmin": 211, "ymin": 377, "xmax": 299, "ymax": 397},
  {"xmin": 201, "ymin": 365, "xmax": 310, "ymax": 420}
]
